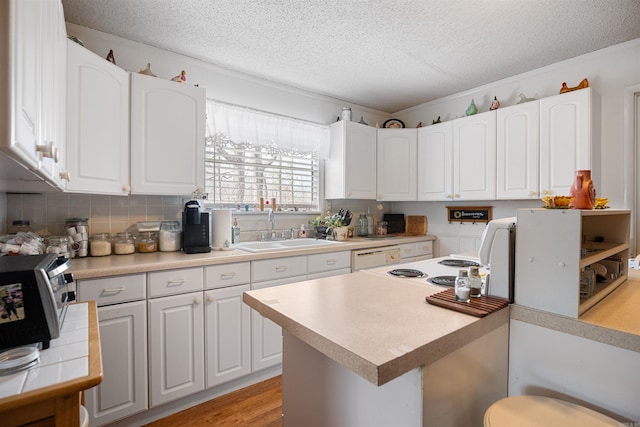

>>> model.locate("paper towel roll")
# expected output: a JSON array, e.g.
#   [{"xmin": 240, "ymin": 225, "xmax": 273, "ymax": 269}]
[{"xmin": 211, "ymin": 209, "xmax": 232, "ymax": 250}]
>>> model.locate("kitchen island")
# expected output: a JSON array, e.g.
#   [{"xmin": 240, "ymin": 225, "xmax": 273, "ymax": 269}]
[{"xmin": 243, "ymin": 270, "xmax": 510, "ymax": 427}]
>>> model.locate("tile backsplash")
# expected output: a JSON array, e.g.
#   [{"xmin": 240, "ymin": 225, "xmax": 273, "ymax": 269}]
[{"xmin": 4, "ymin": 193, "xmax": 183, "ymax": 236}]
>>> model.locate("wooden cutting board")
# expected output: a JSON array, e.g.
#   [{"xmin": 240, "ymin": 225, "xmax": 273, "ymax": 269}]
[
  {"xmin": 405, "ymin": 215, "xmax": 427, "ymax": 235},
  {"xmin": 425, "ymin": 288, "xmax": 509, "ymax": 317}
]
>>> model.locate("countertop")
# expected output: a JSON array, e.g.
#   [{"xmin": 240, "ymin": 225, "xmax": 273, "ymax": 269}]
[
  {"xmin": 242, "ymin": 271, "xmax": 509, "ymax": 386},
  {"xmin": 0, "ymin": 302, "xmax": 102, "ymax": 425},
  {"xmin": 68, "ymin": 235, "xmax": 435, "ymax": 280},
  {"xmin": 510, "ymin": 268, "xmax": 640, "ymax": 353}
]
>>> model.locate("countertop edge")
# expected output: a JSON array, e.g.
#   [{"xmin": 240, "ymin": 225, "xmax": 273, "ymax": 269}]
[{"xmin": 510, "ymin": 304, "xmax": 640, "ymax": 353}]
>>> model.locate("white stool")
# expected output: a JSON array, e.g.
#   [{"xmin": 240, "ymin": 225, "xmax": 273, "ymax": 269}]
[{"xmin": 484, "ymin": 396, "xmax": 626, "ymax": 427}]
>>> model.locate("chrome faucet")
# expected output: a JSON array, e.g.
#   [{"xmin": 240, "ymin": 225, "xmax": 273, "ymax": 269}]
[{"xmin": 268, "ymin": 208, "xmax": 276, "ymax": 239}]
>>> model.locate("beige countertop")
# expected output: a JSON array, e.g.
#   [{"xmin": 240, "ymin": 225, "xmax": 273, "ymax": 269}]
[
  {"xmin": 68, "ymin": 235, "xmax": 435, "ymax": 280},
  {"xmin": 243, "ymin": 271, "xmax": 509, "ymax": 386},
  {"xmin": 510, "ymin": 268, "xmax": 640, "ymax": 353}
]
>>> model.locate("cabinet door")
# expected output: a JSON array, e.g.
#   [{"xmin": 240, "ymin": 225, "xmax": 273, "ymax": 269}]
[
  {"xmin": 148, "ymin": 292, "xmax": 204, "ymax": 407},
  {"xmin": 376, "ymin": 129, "xmax": 417, "ymax": 201},
  {"xmin": 251, "ymin": 276, "xmax": 305, "ymax": 371},
  {"xmin": 65, "ymin": 41, "xmax": 130, "ymax": 195},
  {"xmin": 417, "ymin": 122, "xmax": 453, "ymax": 201},
  {"xmin": 453, "ymin": 110, "xmax": 497, "ymax": 200},
  {"xmin": 205, "ymin": 284, "xmax": 251, "ymax": 388},
  {"xmin": 496, "ymin": 101, "xmax": 540, "ymax": 199},
  {"xmin": 540, "ymin": 88, "xmax": 593, "ymax": 196},
  {"xmin": 4, "ymin": 0, "xmax": 42, "ymax": 170},
  {"xmin": 326, "ymin": 120, "xmax": 376, "ymax": 199},
  {"xmin": 130, "ymin": 72, "xmax": 205, "ymax": 195},
  {"xmin": 85, "ymin": 301, "xmax": 148, "ymax": 426}
]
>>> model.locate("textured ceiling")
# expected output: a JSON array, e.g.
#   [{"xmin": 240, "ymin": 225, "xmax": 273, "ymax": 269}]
[{"xmin": 62, "ymin": 0, "xmax": 640, "ymax": 113}]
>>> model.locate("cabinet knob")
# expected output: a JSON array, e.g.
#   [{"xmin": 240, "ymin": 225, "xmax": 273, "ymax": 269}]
[
  {"xmin": 453, "ymin": 193, "xmax": 460, "ymax": 198},
  {"xmin": 36, "ymin": 141, "xmax": 58, "ymax": 162},
  {"xmin": 193, "ymin": 297, "xmax": 202, "ymax": 305},
  {"xmin": 529, "ymin": 190, "xmax": 537, "ymax": 197},
  {"xmin": 346, "ymin": 191, "xmax": 352, "ymax": 197},
  {"xmin": 59, "ymin": 170, "xmax": 71, "ymax": 181},
  {"xmin": 206, "ymin": 295, "xmax": 215, "ymax": 303},
  {"xmin": 122, "ymin": 184, "xmax": 131, "ymax": 193},
  {"xmin": 445, "ymin": 194, "xmax": 452, "ymax": 199},
  {"xmin": 558, "ymin": 262, "xmax": 566, "ymax": 267},
  {"xmin": 542, "ymin": 189, "xmax": 550, "ymax": 195}
]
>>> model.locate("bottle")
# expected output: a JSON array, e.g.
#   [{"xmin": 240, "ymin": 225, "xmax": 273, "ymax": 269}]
[
  {"xmin": 232, "ymin": 218, "xmax": 241, "ymax": 244},
  {"xmin": 299, "ymin": 224, "xmax": 307, "ymax": 238},
  {"xmin": 358, "ymin": 214, "xmax": 368, "ymax": 237},
  {"xmin": 366, "ymin": 207, "xmax": 374, "ymax": 235},
  {"xmin": 455, "ymin": 269, "xmax": 470, "ymax": 303},
  {"xmin": 469, "ymin": 266, "xmax": 482, "ymax": 298}
]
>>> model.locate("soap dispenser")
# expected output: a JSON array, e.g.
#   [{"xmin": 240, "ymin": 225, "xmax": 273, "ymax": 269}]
[{"xmin": 232, "ymin": 218, "xmax": 241, "ymax": 243}]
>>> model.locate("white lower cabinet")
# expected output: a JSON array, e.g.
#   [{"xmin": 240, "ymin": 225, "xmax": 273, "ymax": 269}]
[
  {"xmin": 251, "ymin": 276, "xmax": 306, "ymax": 372},
  {"xmin": 399, "ymin": 241, "xmax": 433, "ymax": 262},
  {"xmin": 205, "ymin": 284, "xmax": 251, "ymax": 388},
  {"xmin": 148, "ymin": 292, "xmax": 205, "ymax": 407}
]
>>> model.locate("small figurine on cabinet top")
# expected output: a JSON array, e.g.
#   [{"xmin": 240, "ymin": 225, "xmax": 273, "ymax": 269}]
[
  {"xmin": 489, "ymin": 96, "xmax": 500, "ymax": 110},
  {"xmin": 416, "ymin": 122, "xmax": 424, "ymax": 128},
  {"xmin": 105, "ymin": 49, "xmax": 116, "ymax": 65},
  {"xmin": 171, "ymin": 70, "xmax": 187, "ymax": 83},
  {"xmin": 465, "ymin": 99, "xmax": 477, "ymax": 116},
  {"xmin": 139, "ymin": 63, "xmax": 157, "ymax": 77},
  {"xmin": 517, "ymin": 93, "xmax": 537, "ymax": 104},
  {"xmin": 560, "ymin": 78, "xmax": 589, "ymax": 94},
  {"xmin": 432, "ymin": 116, "xmax": 441, "ymax": 124}
]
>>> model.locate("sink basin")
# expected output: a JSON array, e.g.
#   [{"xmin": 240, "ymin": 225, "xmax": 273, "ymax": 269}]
[{"xmin": 235, "ymin": 239, "xmax": 342, "ymax": 253}]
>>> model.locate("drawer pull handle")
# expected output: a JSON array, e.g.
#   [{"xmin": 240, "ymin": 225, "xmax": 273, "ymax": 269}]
[
  {"xmin": 167, "ymin": 279, "xmax": 186, "ymax": 287},
  {"xmin": 275, "ymin": 266, "xmax": 288, "ymax": 273},
  {"xmin": 325, "ymin": 259, "xmax": 336, "ymax": 265},
  {"xmin": 221, "ymin": 272, "xmax": 236, "ymax": 280},
  {"xmin": 102, "ymin": 287, "xmax": 125, "ymax": 294}
]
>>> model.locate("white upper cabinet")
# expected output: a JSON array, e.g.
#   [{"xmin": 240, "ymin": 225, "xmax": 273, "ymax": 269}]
[
  {"xmin": 496, "ymin": 101, "xmax": 540, "ymax": 199},
  {"xmin": 376, "ymin": 128, "xmax": 417, "ymax": 201},
  {"xmin": 130, "ymin": 73, "xmax": 205, "ymax": 195},
  {"xmin": 539, "ymin": 88, "xmax": 600, "ymax": 197},
  {"xmin": 65, "ymin": 41, "xmax": 130, "ymax": 195},
  {"xmin": 1, "ymin": 0, "xmax": 67, "ymax": 189},
  {"xmin": 453, "ymin": 110, "xmax": 497, "ymax": 200},
  {"xmin": 325, "ymin": 120, "xmax": 376, "ymax": 200},
  {"xmin": 417, "ymin": 121, "xmax": 453, "ymax": 201}
]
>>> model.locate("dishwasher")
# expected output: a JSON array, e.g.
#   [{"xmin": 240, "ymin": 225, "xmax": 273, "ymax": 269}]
[{"xmin": 351, "ymin": 246, "xmax": 401, "ymax": 270}]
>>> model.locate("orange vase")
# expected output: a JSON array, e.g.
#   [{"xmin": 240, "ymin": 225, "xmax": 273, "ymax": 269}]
[{"xmin": 569, "ymin": 170, "xmax": 596, "ymax": 209}]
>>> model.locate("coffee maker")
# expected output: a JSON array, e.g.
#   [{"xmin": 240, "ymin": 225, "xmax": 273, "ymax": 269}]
[{"xmin": 182, "ymin": 200, "xmax": 211, "ymax": 254}]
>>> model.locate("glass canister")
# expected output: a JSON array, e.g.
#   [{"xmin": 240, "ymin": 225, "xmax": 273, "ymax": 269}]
[
  {"xmin": 357, "ymin": 214, "xmax": 368, "ymax": 237},
  {"xmin": 375, "ymin": 221, "xmax": 388, "ymax": 235},
  {"xmin": 159, "ymin": 221, "xmax": 181, "ymax": 252},
  {"xmin": 65, "ymin": 218, "xmax": 89, "ymax": 257},
  {"xmin": 113, "ymin": 232, "xmax": 135, "ymax": 255},
  {"xmin": 90, "ymin": 233, "xmax": 112, "ymax": 257},
  {"xmin": 46, "ymin": 236, "xmax": 70, "ymax": 258},
  {"xmin": 455, "ymin": 269, "xmax": 470, "ymax": 303},
  {"xmin": 138, "ymin": 231, "xmax": 158, "ymax": 253},
  {"xmin": 468, "ymin": 266, "xmax": 482, "ymax": 298}
]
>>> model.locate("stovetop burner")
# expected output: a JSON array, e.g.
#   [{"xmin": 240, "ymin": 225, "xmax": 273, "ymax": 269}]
[
  {"xmin": 388, "ymin": 268, "xmax": 426, "ymax": 278},
  {"xmin": 438, "ymin": 259, "xmax": 480, "ymax": 268},
  {"xmin": 427, "ymin": 275, "xmax": 457, "ymax": 287}
]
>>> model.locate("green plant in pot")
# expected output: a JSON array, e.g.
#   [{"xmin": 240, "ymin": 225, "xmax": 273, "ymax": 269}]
[{"xmin": 310, "ymin": 213, "xmax": 345, "ymax": 239}]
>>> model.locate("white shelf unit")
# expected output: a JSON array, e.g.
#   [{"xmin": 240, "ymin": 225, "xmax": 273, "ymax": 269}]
[{"xmin": 515, "ymin": 208, "xmax": 630, "ymax": 318}]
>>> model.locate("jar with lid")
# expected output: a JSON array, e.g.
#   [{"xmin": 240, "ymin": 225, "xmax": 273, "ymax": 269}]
[
  {"xmin": 113, "ymin": 232, "xmax": 135, "ymax": 255},
  {"xmin": 138, "ymin": 231, "xmax": 158, "ymax": 253},
  {"xmin": 375, "ymin": 221, "xmax": 388, "ymax": 235},
  {"xmin": 468, "ymin": 266, "xmax": 482, "ymax": 298},
  {"xmin": 357, "ymin": 214, "xmax": 369, "ymax": 237},
  {"xmin": 65, "ymin": 218, "xmax": 89, "ymax": 257},
  {"xmin": 90, "ymin": 233, "xmax": 112, "ymax": 257},
  {"xmin": 46, "ymin": 236, "xmax": 70, "ymax": 258},
  {"xmin": 455, "ymin": 269, "xmax": 470, "ymax": 303},
  {"xmin": 159, "ymin": 221, "xmax": 181, "ymax": 252}
]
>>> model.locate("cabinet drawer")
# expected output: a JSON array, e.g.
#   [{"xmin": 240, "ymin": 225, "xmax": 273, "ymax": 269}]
[
  {"xmin": 148, "ymin": 267, "xmax": 203, "ymax": 298},
  {"xmin": 252, "ymin": 256, "xmax": 306, "ymax": 282},
  {"xmin": 416, "ymin": 241, "xmax": 433, "ymax": 256},
  {"xmin": 307, "ymin": 251, "xmax": 351, "ymax": 274},
  {"xmin": 78, "ymin": 273, "xmax": 146, "ymax": 306},
  {"xmin": 205, "ymin": 262, "xmax": 250, "ymax": 289},
  {"xmin": 399, "ymin": 243, "xmax": 417, "ymax": 259}
]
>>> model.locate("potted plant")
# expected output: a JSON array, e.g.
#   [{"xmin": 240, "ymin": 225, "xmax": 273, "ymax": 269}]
[{"xmin": 310, "ymin": 212, "xmax": 345, "ymax": 239}]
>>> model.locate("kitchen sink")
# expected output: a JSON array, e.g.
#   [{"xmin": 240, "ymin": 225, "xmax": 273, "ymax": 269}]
[{"xmin": 235, "ymin": 239, "xmax": 343, "ymax": 253}]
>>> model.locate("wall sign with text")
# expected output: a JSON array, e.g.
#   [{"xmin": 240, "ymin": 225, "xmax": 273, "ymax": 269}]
[{"xmin": 446, "ymin": 206, "xmax": 492, "ymax": 223}]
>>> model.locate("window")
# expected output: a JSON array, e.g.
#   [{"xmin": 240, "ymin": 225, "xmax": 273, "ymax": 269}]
[{"xmin": 205, "ymin": 101, "xmax": 328, "ymax": 211}]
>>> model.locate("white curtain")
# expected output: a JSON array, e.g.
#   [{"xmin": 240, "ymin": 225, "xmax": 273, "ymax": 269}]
[{"xmin": 206, "ymin": 100, "xmax": 330, "ymax": 158}]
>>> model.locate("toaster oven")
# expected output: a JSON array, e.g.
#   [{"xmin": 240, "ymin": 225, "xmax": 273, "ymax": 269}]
[{"xmin": 0, "ymin": 254, "xmax": 74, "ymax": 351}]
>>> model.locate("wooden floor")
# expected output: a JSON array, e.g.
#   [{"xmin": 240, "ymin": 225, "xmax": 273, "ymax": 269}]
[{"xmin": 144, "ymin": 376, "xmax": 283, "ymax": 427}]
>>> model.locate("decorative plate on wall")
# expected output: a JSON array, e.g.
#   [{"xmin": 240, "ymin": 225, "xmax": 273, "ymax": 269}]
[{"xmin": 382, "ymin": 118, "xmax": 405, "ymax": 128}]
